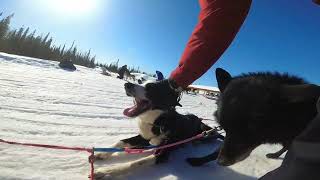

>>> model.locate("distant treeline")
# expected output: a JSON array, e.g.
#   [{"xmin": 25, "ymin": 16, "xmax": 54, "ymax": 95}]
[
  {"xmin": 97, "ymin": 59, "xmax": 142, "ymax": 74},
  {"xmin": 0, "ymin": 13, "xmax": 152, "ymax": 75},
  {"xmin": 0, "ymin": 13, "xmax": 97, "ymax": 68},
  {"xmin": 97, "ymin": 59, "xmax": 155, "ymax": 77}
]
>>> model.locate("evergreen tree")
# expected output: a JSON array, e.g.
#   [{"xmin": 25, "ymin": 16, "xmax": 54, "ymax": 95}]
[
  {"xmin": 0, "ymin": 13, "xmax": 13, "ymax": 40},
  {"xmin": 0, "ymin": 13, "xmax": 150, "ymax": 72}
]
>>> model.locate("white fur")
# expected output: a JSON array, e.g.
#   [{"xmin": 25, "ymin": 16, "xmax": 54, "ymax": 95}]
[
  {"xmin": 94, "ymin": 155, "xmax": 156, "ymax": 179},
  {"xmin": 131, "ymin": 80, "xmax": 156, "ymax": 100},
  {"xmin": 132, "ymin": 84, "xmax": 148, "ymax": 100},
  {"xmin": 137, "ymin": 109, "xmax": 164, "ymax": 140},
  {"xmin": 93, "ymin": 110, "xmax": 168, "ymax": 179},
  {"xmin": 95, "ymin": 110, "xmax": 166, "ymax": 162}
]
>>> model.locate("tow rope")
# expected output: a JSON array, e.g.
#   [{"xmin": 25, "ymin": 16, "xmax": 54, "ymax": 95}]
[{"xmin": 0, "ymin": 127, "xmax": 223, "ymax": 179}]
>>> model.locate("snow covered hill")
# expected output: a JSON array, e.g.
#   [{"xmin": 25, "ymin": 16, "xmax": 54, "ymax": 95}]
[{"xmin": 0, "ymin": 52, "xmax": 282, "ymax": 180}]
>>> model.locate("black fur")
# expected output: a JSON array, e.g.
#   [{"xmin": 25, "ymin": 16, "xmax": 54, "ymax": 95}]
[
  {"xmin": 145, "ymin": 80, "xmax": 182, "ymax": 109},
  {"xmin": 187, "ymin": 68, "xmax": 320, "ymax": 167},
  {"xmin": 216, "ymin": 68, "xmax": 320, "ymax": 166},
  {"xmin": 154, "ymin": 112, "xmax": 209, "ymax": 142},
  {"xmin": 122, "ymin": 135, "xmax": 150, "ymax": 147}
]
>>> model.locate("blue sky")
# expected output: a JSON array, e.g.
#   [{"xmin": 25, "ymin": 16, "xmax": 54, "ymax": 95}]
[{"xmin": 1, "ymin": 0, "xmax": 320, "ymax": 86}]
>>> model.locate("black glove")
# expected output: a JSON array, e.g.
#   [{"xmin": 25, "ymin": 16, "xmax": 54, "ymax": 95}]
[{"xmin": 144, "ymin": 79, "xmax": 183, "ymax": 109}]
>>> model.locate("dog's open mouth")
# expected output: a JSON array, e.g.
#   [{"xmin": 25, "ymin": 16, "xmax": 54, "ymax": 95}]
[{"xmin": 123, "ymin": 98, "xmax": 151, "ymax": 117}]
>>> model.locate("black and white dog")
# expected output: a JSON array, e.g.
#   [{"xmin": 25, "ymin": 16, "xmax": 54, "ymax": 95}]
[{"xmin": 92, "ymin": 81, "xmax": 223, "ymax": 179}]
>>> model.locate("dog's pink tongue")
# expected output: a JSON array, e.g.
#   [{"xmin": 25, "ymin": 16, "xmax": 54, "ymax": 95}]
[{"xmin": 123, "ymin": 106, "xmax": 137, "ymax": 117}]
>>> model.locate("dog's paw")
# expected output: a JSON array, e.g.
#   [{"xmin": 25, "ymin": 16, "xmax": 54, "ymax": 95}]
[
  {"xmin": 149, "ymin": 138, "xmax": 162, "ymax": 146},
  {"xmin": 92, "ymin": 168, "xmax": 114, "ymax": 180},
  {"xmin": 93, "ymin": 153, "xmax": 113, "ymax": 161},
  {"xmin": 266, "ymin": 153, "xmax": 280, "ymax": 159},
  {"xmin": 186, "ymin": 158, "xmax": 205, "ymax": 167},
  {"xmin": 93, "ymin": 163, "xmax": 131, "ymax": 179},
  {"xmin": 89, "ymin": 172, "xmax": 107, "ymax": 180}
]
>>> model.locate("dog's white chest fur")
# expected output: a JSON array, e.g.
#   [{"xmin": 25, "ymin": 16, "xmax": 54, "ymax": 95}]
[{"xmin": 137, "ymin": 110, "xmax": 164, "ymax": 140}]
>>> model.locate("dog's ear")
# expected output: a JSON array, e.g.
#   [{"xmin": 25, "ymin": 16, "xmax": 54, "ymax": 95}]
[
  {"xmin": 280, "ymin": 84, "xmax": 320, "ymax": 103},
  {"xmin": 216, "ymin": 68, "xmax": 232, "ymax": 92}
]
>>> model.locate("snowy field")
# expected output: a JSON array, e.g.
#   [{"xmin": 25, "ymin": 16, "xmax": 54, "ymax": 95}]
[{"xmin": 0, "ymin": 52, "xmax": 282, "ymax": 180}]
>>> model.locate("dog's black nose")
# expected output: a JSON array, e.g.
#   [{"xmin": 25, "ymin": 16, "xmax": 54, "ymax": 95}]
[{"xmin": 124, "ymin": 82, "xmax": 134, "ymax": 89}]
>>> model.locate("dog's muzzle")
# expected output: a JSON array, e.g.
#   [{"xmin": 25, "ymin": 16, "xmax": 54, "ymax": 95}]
[{"xmin": 124, "ymin": 82, "xmax": 147, "ymax": 100}]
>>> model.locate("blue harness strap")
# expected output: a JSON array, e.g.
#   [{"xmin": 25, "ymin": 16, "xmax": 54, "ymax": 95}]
[
  {"xmin": 93, "ymin": 145, "xmax": 157, "ymax": 152},
  {"xmin": 93, "ymin": 148, "xmax": 124, "ymax": 152}
]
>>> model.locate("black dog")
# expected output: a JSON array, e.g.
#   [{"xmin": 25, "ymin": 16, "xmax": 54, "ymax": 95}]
[
  {"xmin": 92, "ymin": 82, "xmax": 223, "ymax": 179},
  {"xmin": 187, "ymin": 68, "xmax": 320, "ymax": 167}
]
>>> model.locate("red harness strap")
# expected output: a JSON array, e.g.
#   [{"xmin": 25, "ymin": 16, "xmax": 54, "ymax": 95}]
[{"xmin": 0, "ymin": 139, "xmax": 95, "ymax": 180}]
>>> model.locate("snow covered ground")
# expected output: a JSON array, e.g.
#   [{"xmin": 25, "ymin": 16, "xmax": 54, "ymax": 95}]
[{"xmin": 0, "ymin": 52, "xmax": 282, "ymax": 180}]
